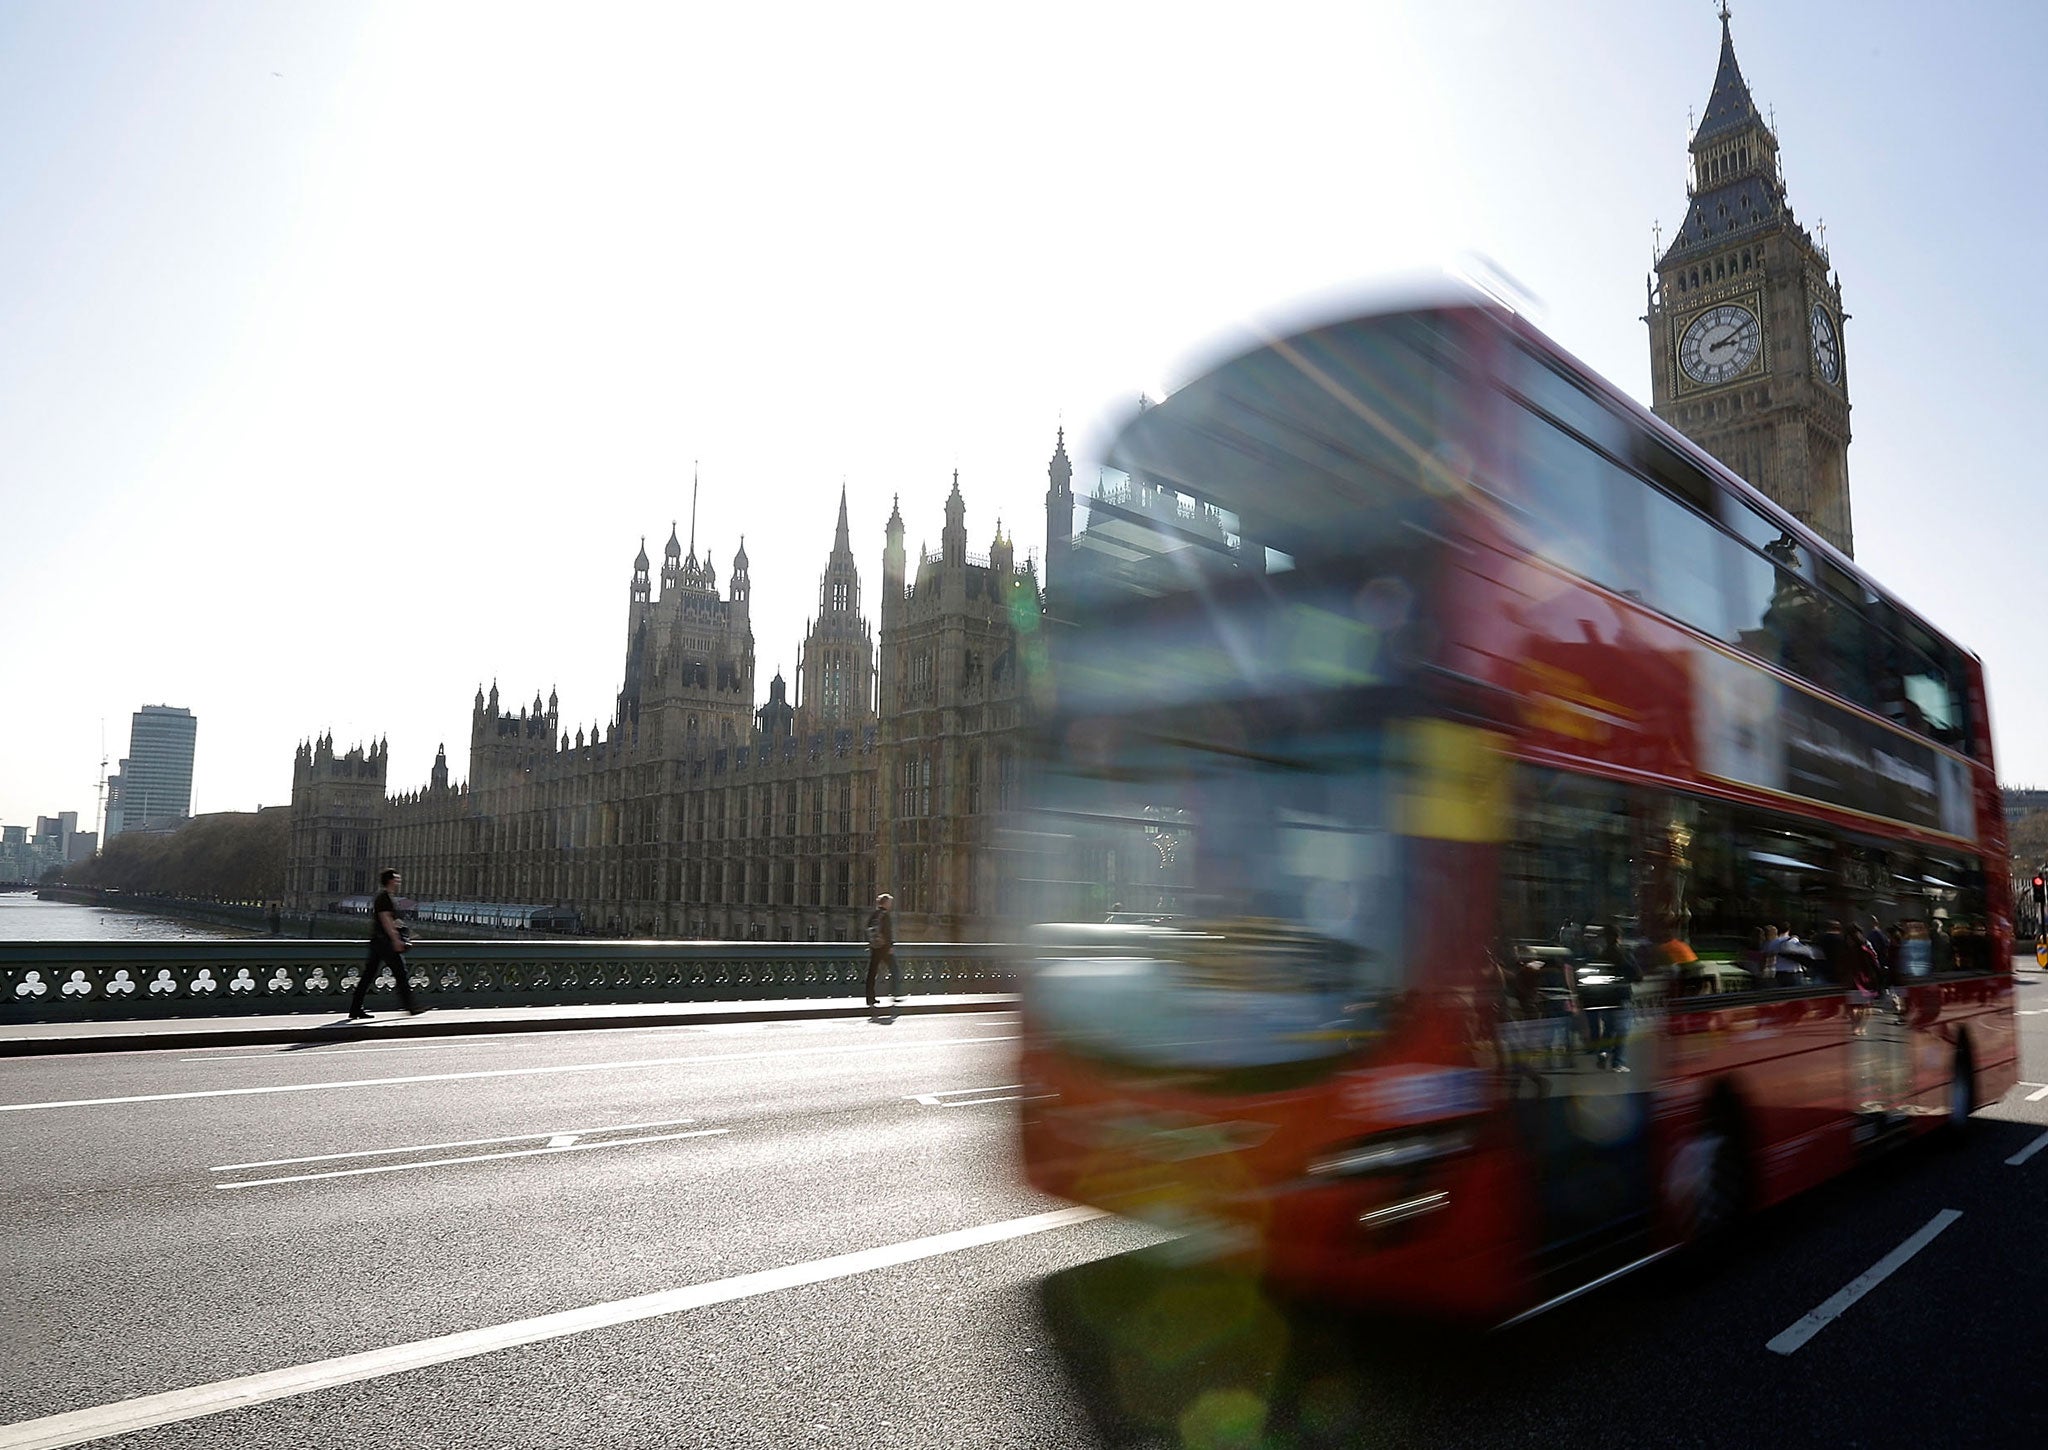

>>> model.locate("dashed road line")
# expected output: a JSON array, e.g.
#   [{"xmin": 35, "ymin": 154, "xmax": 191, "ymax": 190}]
[
  {"xmin": 1765, "ymin": 1209, "xmax": 1962, "ymax": 1355},
  {"xmin": 2006, "ymin": 1130, "xmax": 2048, "ymax": 1167},
  {"xmin": 911, "ymin": 1084, "xmax": 1022, "ymax": 1106},
  {"xmin": 0, "ymin": 1205, "xmax": 1105, "ymax": 1449},
  {"xmin": 211, "ymin": 1116, "xmax": 704, "ymax": 1172},
  {"xmin": 216, "ymin": 1128, "xmax": 730, "ymax": 1188}
]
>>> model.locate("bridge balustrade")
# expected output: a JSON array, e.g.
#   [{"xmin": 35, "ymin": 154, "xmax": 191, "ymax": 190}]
[{"xmin": 0, "ymin": 940, "xmax": 1017, "ymax": 1023}]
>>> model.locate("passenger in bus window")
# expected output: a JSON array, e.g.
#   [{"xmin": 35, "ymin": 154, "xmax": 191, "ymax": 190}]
[
  {"xmin": 1895, "ymin": 919, "xmax": 1930, "ymax": 979},
  {"xmin": 1759, "ymin": 923, "xmax": 1793, "ymax": 983},
  {"xmin": 1656, "ymin": 916, "xmax": 1702, "ymax": 996},
  {"xmin": 1814, "ymin": 920, "xmax": 1848, "ymax": 985},
  {"xmin": 1535, "ymin": 948, "xmax": 1580, "ymax": 1067},
  {"xmin": 1846, "ymin": 926, "xmax": 1883, "ymax": 1035},
  {"xmin": 1774, "ymin": 926, "xmax": 1817, "ymax": 986},
  {"xmin": 1954, "ymin": 920, "xmax": 1985, "ymax": 974},
  {"xmin": 1864, "ymin": 916, "xmax": 1894, "ymax": 985},
  {"xmin": 1929, "ymin": 916, "xmax": 1954, "ymax": 974},
  {"xmin": 1583, "ymin": 924, "xmax": 1637, "ymax": 1071}
]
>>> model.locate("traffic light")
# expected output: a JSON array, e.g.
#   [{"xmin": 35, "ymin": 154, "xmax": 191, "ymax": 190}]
[{"xmin": 2033, "ymin": 874, "xmax": 2045, "ymax": 911}]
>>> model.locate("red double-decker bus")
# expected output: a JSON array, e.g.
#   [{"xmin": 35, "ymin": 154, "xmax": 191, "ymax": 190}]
[{"xmin": 1016, "ymin": 292, "xmax": 2015, "ymax": 1322}]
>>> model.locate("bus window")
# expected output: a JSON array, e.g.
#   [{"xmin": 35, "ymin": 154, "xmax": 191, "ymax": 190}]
[
  {"xmin": 1508, "ymin": 351, "xmax": 1632, "ymax": 458},
  {"xmin": 1725, "ymin": 542, "xmax": 1784, "ymax": 666},
  {"xmin": 1641, "ymin": 486, "xmax": 1735, "ymax": 642},
  {"xmin": 1820, "ymin": 590, "xmax": 1881, "ymax": 714},
  {"xmin": 1724, "ymin": 499, "xmax": 1811, "ymax": 581},
  {"xmin": 1512, "ymin": 406, "xmax": 1647, "ymax": 601},
  {"xmin": 1038, "ymin": 721, "xmax": 1409, "ymax": 994},
  {"xmin": 1918, "ymin": 856, "xmax": 1990, "ymax": 975},
  {"xmin": 1634, "ymin": 434, "xmax": 1717, "ymax": 515}
]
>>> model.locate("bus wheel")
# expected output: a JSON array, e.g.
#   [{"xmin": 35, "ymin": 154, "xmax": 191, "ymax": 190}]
[
  {"xmin": 1943, "ymin": 1037, "xmax": 1975, "ymax": 1143},
  {"xmin": 1668, "ymin": 1099, "xmax": 1746, "ymax": 1253}
]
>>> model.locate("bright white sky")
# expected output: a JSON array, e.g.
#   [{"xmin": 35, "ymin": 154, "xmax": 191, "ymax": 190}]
[{"xmin": 3, "ymin": 0, "xmax": 2044, "ymax": 833}]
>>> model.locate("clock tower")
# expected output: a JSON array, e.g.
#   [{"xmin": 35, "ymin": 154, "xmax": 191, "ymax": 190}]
[{"xmin": 1646, "ymin": 10, "xmax": 1854, "ymax": 555}]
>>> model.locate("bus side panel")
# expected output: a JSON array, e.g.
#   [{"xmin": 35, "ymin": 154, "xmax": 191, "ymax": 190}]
[
  {"xmin": 1662, "ymin": 993, "xmax": 1856, "ymax": 1208},
  {"xmin": 1899, "ymin": 971, "xmax": 2018, "ymax": 1117}
]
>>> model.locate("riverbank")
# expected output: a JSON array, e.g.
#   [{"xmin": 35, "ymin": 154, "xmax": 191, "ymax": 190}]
[
  {"xmin": 28, "ymin": 886, "xmax": 558, "ymax": 943},
  {"xmin": 0, "ymin": 893, "xmax": 256, "ymax": 943}
]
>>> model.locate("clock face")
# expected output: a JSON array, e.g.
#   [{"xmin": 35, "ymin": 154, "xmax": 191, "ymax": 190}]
[
  {"xmin": 1809, "ymin": 305, "xmax": 1841, "ymax": 384},
  {"xmin": 1678, "ymin": 303, "xmax": 1762, "ymax": 386}
]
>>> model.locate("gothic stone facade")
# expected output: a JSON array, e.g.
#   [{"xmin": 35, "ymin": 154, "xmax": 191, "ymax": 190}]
[
  {"xmin": 286, "ymin": 455, "xmax": 1065, "ymax": 943},
  {"xmin": 1646, "ymin": 15, "xmax": 1855, "ymax": 556}
]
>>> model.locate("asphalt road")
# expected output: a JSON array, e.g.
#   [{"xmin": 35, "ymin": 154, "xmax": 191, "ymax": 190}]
[{"xmin": 4, "ymin": 981, "xmax": 2048, "ymax": 1449}]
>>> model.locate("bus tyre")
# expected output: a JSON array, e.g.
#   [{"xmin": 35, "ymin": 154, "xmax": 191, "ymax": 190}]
[
  {"xmin": 1668, "ymin": 1100, "xmax": 1746, "ymax": 1256},
  {"xmin": 1943, "ymin": 1037, "xmax": 1975, "ymax": 1144}
]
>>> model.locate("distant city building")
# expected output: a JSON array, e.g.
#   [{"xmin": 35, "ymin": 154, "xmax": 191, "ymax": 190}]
[
  {"xmin": 107, "ymin": 705, "xmax": 197, "ymax": 838},
  {"xmin": 2003, "ymin": 788, "xmax": 2048, "ymax": 822},
  {"xmin": 33, "ymin": 811, "xmax": 96, "ymax": 864},
  {"xmin": 1646, "ymin": 14, "xmax": 1855, "ymax": 555},
  {"xmin": 1, "ymin": 811, "xmax": 94, "ymax": 882}
]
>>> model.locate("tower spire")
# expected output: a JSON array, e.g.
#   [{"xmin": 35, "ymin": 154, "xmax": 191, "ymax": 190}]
[
  {"xmin": 834, "ymin": 481, "xmax": 851, "ymax": 554},
  {"xmin": 689, "ymin": 462, "xmax": 699, "ymax": 562}
]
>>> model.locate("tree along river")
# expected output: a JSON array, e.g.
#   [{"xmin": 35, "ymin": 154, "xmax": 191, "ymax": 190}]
[{"xmin": 0, "ymin": 893, "xmax": 255, "ymax": 942}]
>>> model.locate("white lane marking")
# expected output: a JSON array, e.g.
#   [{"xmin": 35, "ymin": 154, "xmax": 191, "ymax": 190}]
[
  {"xmin": 546, "ymin": 1134, "xmax": 577, "ymax": 1148},
  {"xmin": 181, "ymin": 1041, "xmax": 511, "ymax": 1062},
  {"xmin": 2006, "ymin": 1130, "xmax": 2048, "ymax": 1167},
  {"xmin": 2028, "ymin": 1086, "xmax": 2048, "ymax": 1103},
  {"xmin": 1765, "ymin": 1209, "xmax": 1963, "ymax": 1355},
  {"xmin": 0, "ymin": 1034, "xmax": 1020, "ymax": 1114},
  {"xmin": 212, "ymin": 1117, "xmax": 701, "ymax": 1172},
  {"xmin": 217, "ymin": 1128, "xmax": 729, "ymax": 1188},
  {"xmin": 0, "ymin": 1204, "xmax": 1105, "ymax": 1448},
  {"xmin": 177, "ymin": 1012, "xmax": 1022, "ymax": 1052},
  {"xmin": 910, "ymin": 1084, "xmax": 1023, "ymax": 1106},
  {"xmin": 945, "ymin": 1096, "xmax": 1025, "ymax": 1107}
]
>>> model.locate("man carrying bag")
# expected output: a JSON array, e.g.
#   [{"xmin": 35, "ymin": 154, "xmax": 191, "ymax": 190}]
[{"xmin": 865, "ymin": 892, "xmax": 897, "ymax": 1010}]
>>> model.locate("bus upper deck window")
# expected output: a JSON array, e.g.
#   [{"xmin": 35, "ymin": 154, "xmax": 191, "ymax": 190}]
[{"xmin": 1508, "ymin": 350, "xmax": 1629, "ymax": 458}]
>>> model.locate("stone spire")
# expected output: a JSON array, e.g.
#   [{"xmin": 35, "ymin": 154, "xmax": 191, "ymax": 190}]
[
  {"xmin": 942, "ymin": 469, "xmax": 967, "ymax": 567},
  {"xmin": 1660, "ymin": 8, "xmax": 1784, "ymax": 266}
]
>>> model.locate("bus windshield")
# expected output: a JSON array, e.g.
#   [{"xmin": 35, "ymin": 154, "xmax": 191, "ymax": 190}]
[
  {"xmin": 1029, "ymin": 714, "xmax": 1416, "ymax": 1074},
  {"xmin": 1045, "ymin": 721, "xmax": 1407, "ymax": 966}
]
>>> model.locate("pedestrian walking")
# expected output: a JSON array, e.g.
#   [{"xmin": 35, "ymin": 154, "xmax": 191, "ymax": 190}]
[
  {"xmin": 349, "ymin": 868, "xmax": 422, "ymax": 1019},
  {"xmin": 865, "ymin": 892, "xmax": 897, "ymax": 1009}
]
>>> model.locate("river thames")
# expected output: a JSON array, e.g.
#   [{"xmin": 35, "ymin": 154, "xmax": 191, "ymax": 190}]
[{"xmin": 0, "ymin": 894, "xmax": 255, "ymax": 942}]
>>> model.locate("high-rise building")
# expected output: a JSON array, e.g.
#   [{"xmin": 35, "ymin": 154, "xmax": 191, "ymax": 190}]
[
  {"xmin": 107, "ymin": 706, "xmax": 197, "ymax": 838},
  {"xmin": 1646, "ymin": 13, "xmax": 1854, "ymax": 555}
]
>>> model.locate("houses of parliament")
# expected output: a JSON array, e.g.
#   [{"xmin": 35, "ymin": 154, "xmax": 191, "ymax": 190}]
[
  {"xmin": 286, "ymin": 441, "xmax": 1076, "ymax": 941},
  {"xmin": 286, "ymin": 14, "xmax": 1857, "ymax": 941}
]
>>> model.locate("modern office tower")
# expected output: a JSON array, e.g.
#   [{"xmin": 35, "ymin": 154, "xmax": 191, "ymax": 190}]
[{"xmin": 107, "ymin": 706, "xmax": 197, "ymax": 837}]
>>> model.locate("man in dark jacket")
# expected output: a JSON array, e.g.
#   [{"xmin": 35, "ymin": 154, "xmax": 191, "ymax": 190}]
[
  {"xmin": 865, "ymin": 893, "xmax": 897, "ymax": 1009},
  {"xmin": 349, "ymin": 868, "xmax": 422, "ymax": 1020}
]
